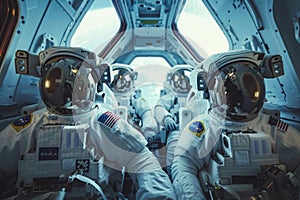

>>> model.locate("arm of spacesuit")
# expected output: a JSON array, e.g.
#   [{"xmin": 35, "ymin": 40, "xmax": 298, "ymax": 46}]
[
  {"xmin": 0, "ymin": 125, "xmax": 26, "ymax": 186},
  {"xmin": 139, "ymin": 111, "xmax": 158, "ymax": 138},
  {"xmin": 130, "ymin": 92, "xmax": 158, "ymax": 138},
  {"xmin": 154, "ymin": 105, "xmax": 173, "ymax": 125},
  {"xmin": 172, "ymin": 116, "xmax": 223, "ymax": 200},
  {"xmin": 154, "ymin": 92, "xmax": 174, "ymax": 125},
  {"xmin": 87, "ymin": 111, "xmax": 176, "ymax": 199},
  {"xmin": 172, "ymin": 157, "xmax": 207, "ymax": 200},
  {"xmin": 172, "ymin": 134, "xmax": 212, "ymax": 200},
  {"xmin": 0, "ymin": 109, "xmax": 44, "ymax": 189},
  {"xmin": 80, "ymin": 116, "xmax": 177, "ymax": 199}
]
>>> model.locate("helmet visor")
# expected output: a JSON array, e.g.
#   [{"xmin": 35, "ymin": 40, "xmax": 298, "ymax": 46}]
[
  {"xmin": 111, "ymin": 68, "xmax": 135, "ymax": 93},
  {"xmin": 209, "ymin": 62, "xmax": 265, "ymax": 122},
  {"xmin": 170, "ymin": 69, "xmax": 192, "ymax": 94}
]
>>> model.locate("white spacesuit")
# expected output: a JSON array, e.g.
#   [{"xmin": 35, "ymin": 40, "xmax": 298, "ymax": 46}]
[
  {"xmin": 0, "ymin": 47, "xmax": 176, "ymax": 200},
  {"xmin": 110, "ymin": 63, "xmax": 158, "ymax": 139},
  {"xmin": 179, "ymin": 67, "xmax": 210, "ymax": 133},
  {"xmin": 172, "ymin": 50, "xmax": 300, "ymax": 200},
  {"xmin": 154, "ymin": 65, "xmax": 193, "ymax": 175}
]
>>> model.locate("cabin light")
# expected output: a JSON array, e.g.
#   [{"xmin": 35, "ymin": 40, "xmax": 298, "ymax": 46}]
[
  {"xmin": 45, "ymin": 80, "xmax": 51, "ymax": 88},
  {"xmin": 254, "ymin": 91, "xmax": 259, "ymax": 98},
  {"xmin": 17, "ymin": 60, "xmax": 26, "ymax": 72},
  {"xmin": 275, "ymin": 69, "xmax": 280, "ymax": 74},
  {"xmin": 18, "ymin": 60, "xmax": 24, "ymax": 65},
  {"xmin": 274, "ymin": 63, "xmax": 280, "ymax": 69},
  {"xmin": 18, "ymin": 65, "xmax": 26, "ymax": 72},
  {"xmin": 227, "ymin": 71, "xmax": 236, "ymax": 80},
  {"xmin": 71, "ymin": 68, "xmax": 78, "ymax": 74}
]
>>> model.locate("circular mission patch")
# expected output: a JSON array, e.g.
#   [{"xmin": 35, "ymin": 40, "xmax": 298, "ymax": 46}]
[
  {"xmin": 11, "ymin": 114, "xmax": 33, "ymax": 133},
  {"xmin": 189, "ymin": 121, "xmax": 206, "ymax": 137}
]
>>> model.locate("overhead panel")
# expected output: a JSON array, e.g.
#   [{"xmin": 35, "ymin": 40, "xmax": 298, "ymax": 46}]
[
  {"xmin": 134, "ymin": 27, "xmax": 165, "ymax": 50},
  {"xmin": 133, "ymin": 0, "xmax": 164, "ymax": 28},
  {"xmin": 130, "ymin": 0, "xmax": 172, "ymax": 50}
]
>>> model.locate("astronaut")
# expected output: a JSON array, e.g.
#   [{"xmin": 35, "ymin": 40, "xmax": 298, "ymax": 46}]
[
  {"xmin": 110, "ymin": 63, "xmax": 158, "ymax": 139},
  {"xmin": 0, "ymin": 47, "xmax": 176, "ymax": 199},
  {"xmin": 172, "ymin": 50, "xmax": 300, "ymax": 200},
  {"xmin": 110, "ymin": 63, "xmax": 138, "ymax": 107},
  {"xmin": 153, "ymin": 65, "xmax": 193, "ymax": 175}
]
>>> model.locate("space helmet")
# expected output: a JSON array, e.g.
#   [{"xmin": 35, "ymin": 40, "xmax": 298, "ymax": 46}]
[
  {"xmin": 164, "ymin": 65, "xmax": 193, "ymax": 94},
  {"xmin": 39, "ymin": 47, "xmax": 100, "ymax": 115},
  {"xmin": 200, "ymin": 50, "xmax": 266, "ymax": 122},
  {"xmin": 110, "ymin": 63, "xmax": 138, "ymax": 94}
]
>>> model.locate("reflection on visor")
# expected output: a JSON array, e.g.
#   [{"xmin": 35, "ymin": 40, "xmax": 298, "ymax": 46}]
[
  {"xmin": 171, "ymin": 73, "xmax": 191, "ymax": 93},
  {"xmin": 242, "ymin": 73, "xmax": 260, "ymax": 101},
  {"xmin": 209, "ymin": 62, "xmax": 265, "ymax": 122},
  {"xmin": 111, "ymin": 71, "xmax": 133, "ymax": 93},
  {"xmin": 44, "ymin": 67, "xmax": 62, "ymax": 94}
]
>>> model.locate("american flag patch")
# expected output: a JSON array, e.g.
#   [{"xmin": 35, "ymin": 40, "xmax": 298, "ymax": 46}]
[
  {"xmin": 268, "ymin": 116, "xmax": 289, "ymax": 133},
  {"xmin": 98, "ymin": 111, "xmax": 120, "ymax": 128},
  {"xmin": 276, "ymin": 119, "xmax": 289, "ymax": 132}
]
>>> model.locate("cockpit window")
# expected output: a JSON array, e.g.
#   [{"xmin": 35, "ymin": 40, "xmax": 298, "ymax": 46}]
[
  {"xmin": 131, "ymin": 57, "xmax": 170, "ymax": 108},
  {"xmin": 177, "ymin": 0, "xmax": 229, "ymax": 57},
  {"xmin": 131, "ymin": 56, "xmax": 170, "ymax": 86},
  {"xmin": 70, "ymin": 0, "xmax": 120, "ymax": 52}
]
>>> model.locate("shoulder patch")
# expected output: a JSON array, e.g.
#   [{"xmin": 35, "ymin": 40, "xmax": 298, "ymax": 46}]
[
  {"xmin": 11, "ymin": 114, "xmax": 33, "ymax": 133},
  {"xmin": 276, "ymin": 119, "xmax": 289, "ymax": 133},
  {"xmin": 98, "ymin": 111, "xmax": 120, "ymax": 128},
  {"xmin": 189, "ymin": 120, "xmax": 206, "ymax": 137},
  {"xmin": 268, "ymin": 116, "xmax": 289, "ymax": 133}
]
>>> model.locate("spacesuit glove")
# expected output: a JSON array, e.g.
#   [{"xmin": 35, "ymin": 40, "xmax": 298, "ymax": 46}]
[{"xmin": 163, "ymin": 116, "xmax": 178, "ymax": 132}]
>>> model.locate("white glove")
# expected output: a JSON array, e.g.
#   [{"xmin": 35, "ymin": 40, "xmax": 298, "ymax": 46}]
[{"xmin": 163, "ymin": 116, "xmax": 178, "ymax": 132}]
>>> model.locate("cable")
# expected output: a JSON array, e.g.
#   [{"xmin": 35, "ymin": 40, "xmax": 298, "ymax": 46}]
[{"xmin": 68, "ymin": 173, "xmax": 108, "ymax": 200}]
